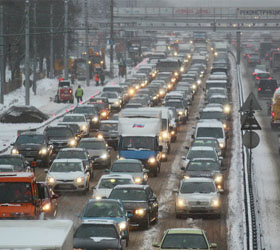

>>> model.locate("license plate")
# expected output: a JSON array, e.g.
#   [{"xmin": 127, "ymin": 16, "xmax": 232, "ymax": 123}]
[
  {"xmin": 25, "ymin": 157, "xmax": 34, "ymax": 161},
  {"xmin": 61, "ymin": 184, "xmax": 73, "ymax": 189}
]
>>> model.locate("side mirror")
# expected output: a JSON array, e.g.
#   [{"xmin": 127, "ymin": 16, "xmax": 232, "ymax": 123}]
[
  {"xmin": 219, "ymin": 156, "xmax": 223, "ymax": 161},
  {"xmin": 10, "ymin": 143, "xmax": 15, "ymax": 146},
  {"xmin": 180, "ymin": 166, "xmax": 185, "ymax": 171},
  {"xmin": 184, "ymin": 146, "xmax": 189, "ymax": 150},
  {"xmin": 181, "ymin": 156, "xmax": 186, "ymax": 160},
  {"xmin": 152, "ymin": 243, "xmax": 160, "ymax": 248},
  {"xmin": 149, "ymin": 197, "xmax": 156, "ymax": 202},
  {"xmin": 144, "ymin": 169, "xmax": 149, "ymax": 173},
  {"xmin": 52, "ymin": 194, "xmax": 59, "ymax": 199},
  {"xmin": 210, "ymin": 243, "xmax": 217, "ymax": 249},
  {"xmin": 44, "ymin": 169, "xmax": 48, "ymax": 173},
  {"xmin": 191, "ymin": 134, "xmax": 194, "ymax": 139}
]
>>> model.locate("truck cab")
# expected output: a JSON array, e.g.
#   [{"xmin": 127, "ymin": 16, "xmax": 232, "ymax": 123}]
[
  {"xmin": 0, "ymin": 172, "xmax": 42, "ymax": 219},
  {"xmin": 55, "ymin": 80, "xmax": 74, "ymax": 103}
]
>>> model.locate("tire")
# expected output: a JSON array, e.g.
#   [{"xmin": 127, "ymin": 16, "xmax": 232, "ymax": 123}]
[{"xmin": 142, "ymin": 214, "xmax": 150, "ymax": 230}]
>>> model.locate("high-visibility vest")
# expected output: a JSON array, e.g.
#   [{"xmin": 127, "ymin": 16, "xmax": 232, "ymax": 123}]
[
  {"xmin": 95, "ymin": 74, "xmax": 100, "ymax": 81},
  {"xmin": 76, "ymin": 88, "xmax": 83, "ymax": 97}
]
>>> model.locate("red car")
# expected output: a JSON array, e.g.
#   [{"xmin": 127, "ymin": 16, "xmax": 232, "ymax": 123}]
[{"xmin": 54, "ymin": 80, "xmax": 74, "ymax": 103}]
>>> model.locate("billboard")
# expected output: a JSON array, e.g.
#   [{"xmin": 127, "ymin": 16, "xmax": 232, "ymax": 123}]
[{"xmin": 238, "ymin": 8, "xmax": 280, "ymax": 16}]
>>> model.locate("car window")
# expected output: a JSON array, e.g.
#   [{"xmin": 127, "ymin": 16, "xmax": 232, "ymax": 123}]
[
  {"xmin": 187, "ymin": 161, "xmax": 220, "ymax": 171},
  {"xmin": 56, "ymin": 151, "xmax": 87, "ymax": 160},
  {"xmin": 74, "ymin": 224, "xmax": 118, "ymax": 239},
  {"xmin": 78, "ymin": 141, "xmax": 106, "ymax": 150},
  {"xmin": 98, "ymin": 178, "xmax": 133, "ymax": 189},
  {"xmin": 180, "ymin": 181, "xmax": 216, "ymax": 194},
  {"xmin": 50, "ymin": 162, "xmax": 82, "ymax": 172},
  {"xmin": 111, "ymin": 163, "xmax": 142, "ymax": 172},
  {"xmin": 0, "ymin": 157, "xmax": 24, "ymax": 171},
  {"xmin": 83, "ymin": 201, "xmax": 123, "ymax": 218},
  {"xmin": 188, "ymin": 149, "xmax": 217, "ymax": 159},
  {"xmin": 197, "ymin": 127, "xmax": 224, "ymax": 139},
  {"xmin": 109, "ymin": 188, "xmax": 147, "ymax": 201},
  {"xmin": 63, "ymin": 116, "xmax": 85, "ymax": 122},
  {"xmin": 16, "ymin": 135, "xmax": 45, "ymax": 145}
]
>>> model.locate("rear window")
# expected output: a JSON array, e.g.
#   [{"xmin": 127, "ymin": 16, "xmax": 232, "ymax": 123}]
[{"xmin": 259, "ymin": 80, "xmax": 277, "ymax": 89}]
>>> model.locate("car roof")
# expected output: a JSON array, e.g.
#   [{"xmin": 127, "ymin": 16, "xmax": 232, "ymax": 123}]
[
  {"xmin": 100, "ymin": 174, "xmax": 135, "ymax": 180},
  {"xmin": 64, "ymin": 113, "xmax": 85, "ymax": 117},
  {"xmin": 52, "ymin": 159, "xmax": 83, "ymax": 163},
  {"xmin": 166, "ymin": 228, "xmax": 204, "ymax": 235},
  {"xmin": 113, "ymin": 184, "xmax": 148, "ymax": 189},
  {"xmin": 100, "ymin": 120, "xmax": 119, "ymax": 124},
  {"xmin": 113, "ymin": 159, "xmax": 142, "ymax": 164},
  {"xmin": 197, "ymin": 120, "xmax": 223, "ymax": 127},
  {"xmin": 79, "ymin": 137, "xmax": 105, "ymax": 142},
  {"xmin": 182, "ymin": 177, "xmax": 215, "ymax": 183},
  {"xmin": 81, "ymin": 219, "xmax": 118, "ymax": 226},
  {"xmin": 59, "ymin": 148, "xmax": 86, "ymax": 152},
  {"xmin": 189, "ymin": 146, "xmax": 216, "ymax": 151}
]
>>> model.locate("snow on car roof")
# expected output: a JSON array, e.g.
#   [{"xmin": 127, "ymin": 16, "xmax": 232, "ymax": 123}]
[
  {"xmin": 182, "ymin": 177, "xmax": 215, "ymax": 183},
  {"xmin": 189, "ymin": 146, "xmax": 216, "ymax": 151},
  {"xmin": 197, "ymin": 120, "xmax": 223, "ymax": 127},
  {"xmin": 52, "ymin": 159, "xmax": 83, "ymax": 163}
]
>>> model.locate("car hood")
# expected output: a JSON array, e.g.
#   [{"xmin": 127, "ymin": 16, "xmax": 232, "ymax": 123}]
[
  {"xmin": 93, "ymin": 189, "xmax": 112, "ymax": 198},
  {"xmin": 121, "ymin": 201, "xmax": 149, "ymax": 210},
  {"xmin": 109, "ymin": 171, "xmax": 143, "ymax": 179},
  {"xmin": 87, "ymin": 149, "xmax": 107, "ymax": 157},
  {"xmin": 15, "ymin": 144, "xmax": 42, "ymax": 150},
  {"xmin": 178, "ymin": 193, "xmax": 218, "ymax": 202},
  {"xmin": 73, "ymin": 237, "xmax": 121, "ymax": 249},
  {"xmin": 186, "ymin": 170, "xmax": 221, "ymax": 178},
  {"xmin": 48, "ymin": 171, "xmax": 84, "ymax": 180}
]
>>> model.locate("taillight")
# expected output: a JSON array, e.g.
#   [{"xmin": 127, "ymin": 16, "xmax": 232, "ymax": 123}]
[
  {"xmin": 270, "ymin": 57, "xmax": 272, "ymax": 60},
  {"xmin": 272, "ymin": 112, "xmax": 275, "ymax": 117},
  {"xmin": 248, "ymin": 55, "xmax": 251, "ymax": 58},
  {"xmin": 69, "ymin": 89, "xmax": 72, "ymax": 94},
  {"xmin": 268, "ymin": 77, "xmax": 272, "ymax": 80},
  {"xmin": 252, "ymin": 72, "xmax": 257, "ymax": 75},
  {"xmin": 266, "ymin": 53, "xmax": 268, "ymax": 57},
  {"xmin": 256, "ymin": 77, "xmax": 260, "ymax": 80},
  {"xmin": 258, "ymin": 87, "xmax": 261, "ymax": 91}
]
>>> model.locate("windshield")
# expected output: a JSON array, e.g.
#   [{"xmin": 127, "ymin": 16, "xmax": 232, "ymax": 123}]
[
  {"xmin": 104, "ymin": 87, "xmax": 122, "ymax": 93},
  {"xmin": 98, "ymin": 178, "xmax": 134, "ymax": 189},
  {"xmin": 193, "ymin": 139, "xmax": 218, "ymax": 148},
  {"xmin": 50, "ymin": 162, "xmax": 82, "ymax": 172},
  {"xmin": 73, "ymin": 107, "xmax": 96, "ymax": 115},
  {"xmin": 0, "ymin": 182, "xmax": 33, "ymax": 203},
  {"xmin": 180, "ymin": 181, "xmax": 216, "ymax": 194},
  {"xmin": 209, "ymin": 97, "xmax": 227, "ymax": 105},
  {"xmin": 162, "ymin": 119, "xmax": 168, "ymax": 130},
  {"xmin": 0, "ymin": 157, "xmax": 24, "ymax": 171},
  {"xmin": 109, "ymin": 188, "xmax": 147, "ymax": 201},
  {"xmin": 208, "ymin": 89, "xmax": 226, "ymax": 96},
  {"xmin": 165, "ymin": 102, "xmax": 184, "ymax": 109},
  {"xmin": 75, "ymin": 224, "xmax": 118, "ymax": 239},
  {"xmin": 100, "ymin": 123, "xmax": 118, "ymax": 131},
  {"xmin": 45, "ymin": 128, "xmax": 73, "ymax": 138},
  {"xmin": 188, "ymin": 149, "xmax": 217, "ymax": 159},
  {"xmin": 56, "ymin": 151, "xmax": 87, "ymax": 160},
  {"xmin": 187, "ymin": 161, "xmax": 220, "ymax": 171},
  {"xmin": 78, "ymin": 141, "xmax": 106, "ymax": 150},
  {"xmin": 83, "ymin": 201, "xmax": 123, "ymax": 218},
  {"xmin": 16, "ymin": 135, "xmax": 44, "ymax": 145},
  {"xmin": 200, "ymin": 111, "xmax": 225, "ymax": 120},
  {"xmin": 197, "ymin": 127, "xmax": 224, "ymax": 139},
  {"xmin": 111, "ymin": 163, "xmax": 142, "ymax": 172},
  {"xmin": 63, "ymin": 116, "xmax": 85, "ymax": 122},
  {"xmin": 121, "ymin": 136, "xmax": 155, "ymax": 150},
  {"xmin": 101, "ymin": 92, "xmax": 118, "ymax": 98},
  {"xmin": 161, "ymin": 233, "xmax": 208, "ymax": 249}
]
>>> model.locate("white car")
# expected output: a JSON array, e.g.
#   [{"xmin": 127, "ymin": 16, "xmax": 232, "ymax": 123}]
[
  {"xmin": 174, "ymin": 177, "xmax": 221, "ymax": 218},
  {"xmin": 62, "ymin": 113, "xmax": 89, "ymax": 136},
  {"xmin": 45, "ymin": 159, "xmax": 90, "ymax": 194},
  {"xmin": 100, "ymin": 92, "xmax": 122, "ymax": 111},
  {"xmin": 92, "ymin": 174, "xmax": 135, "ymax": 199}
]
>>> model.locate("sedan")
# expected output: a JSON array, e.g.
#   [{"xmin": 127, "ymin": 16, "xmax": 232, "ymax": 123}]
[
  {"xmin": 45, "ymin": 159, "xmax": 90, "ymax": 194},
  {"xmin": 62, "ymin": 114, "xmax": 89, "ymax": 136},
  {"xmin": 174, "ymin": 178, "xmax": 221, "ymax": 218}
]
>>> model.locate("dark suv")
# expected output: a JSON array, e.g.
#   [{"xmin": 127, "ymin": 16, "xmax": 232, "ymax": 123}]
[
  {"xmin": 11, "ymin": 132, "xmax": 53, "ymax": 167},
  {"xmin": 257, "ymin": 79, "xmax": 278, "ymax": 98}
]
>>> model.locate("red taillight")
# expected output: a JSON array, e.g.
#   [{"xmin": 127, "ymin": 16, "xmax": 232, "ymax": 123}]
[
  {"xmin": 69, "ymin": 89, "xmax": 72, "ymax": 94},
  {"xmin": 272, "ymin": 112, "xmax": 275, "ymax": 117},
  {"xmin": 256, "ymin": 77, "xmax": 260, "ymax": 80},
  {"xmin": 252, "ymin": 72, "xmax": 257, "ymax": 75},
  {"xmin": 258, "ymin": 87, "xmax": 261, "ymax": 91},
  {"xmin": 270, "ymin": 57, "xmax": 272, "ymax": 60},
  {"xmin": 268, "ymin": 77, "xmax": 272, "ymax": 80},
  {"xmin": 248, "ymin": 55, "xmax": 251, "ymax": 58},
  {"xmin": 266, "ymin": 53, "xmax": 268, "ymax": 57}
]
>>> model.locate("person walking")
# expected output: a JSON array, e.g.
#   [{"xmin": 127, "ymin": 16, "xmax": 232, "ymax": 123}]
[
  {"xmin": 94, "ymin": 73, "xmax": 100, "ymax": 86},
  {"xmin": 75, "ymin": 85, "xmax": 83, "ymax": 103},
  {"xmin": 100, "ymin": 71, "xmax": 105, "ymax": 86}
]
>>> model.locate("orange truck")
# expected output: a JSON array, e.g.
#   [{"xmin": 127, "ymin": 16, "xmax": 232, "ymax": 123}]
[{"xmin": 0, "ymin": 172, "xmax": 43, "ymax": 219}]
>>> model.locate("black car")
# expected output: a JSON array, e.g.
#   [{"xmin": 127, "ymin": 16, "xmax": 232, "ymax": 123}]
[
  {"xmin": 108, "ymin": 184, "xmax": 158, "ymax": 230},
  {"xmin": 0, "ymin": 154, "xmax": 31, "ymax": 172},
  {"xmin": 257, "ymin": 79, "xmax": 278, "ymax": 98},
  {"xmin": 57, "ymin": 122, "xmax": 83, "ymax": 139},
  {"xmin": 72, "ymin": 104, "xmax": 100, "ymax": 129},
  {"xmin": 10, "ymin": 132, "xmax": 52, "ymax": 167},
  {"xmin": 73, "ymin": 220, "xmax": 125, "ymax": 250},
  {"xmin": 89, "ymin": 97, "xmax": 111, "ymax": 120},
  {"xmin": 97, "ymin": 120, "xmax": 119, "ymax": 150},
  {"xmin": 44, "ymin": 125, "xmax": 77, "ymax": 155}
]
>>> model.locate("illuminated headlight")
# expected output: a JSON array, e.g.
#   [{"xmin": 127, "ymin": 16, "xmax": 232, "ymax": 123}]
[
  {"xmin": 171, "ymin": 131, "xmax": 175, "ymax": 135},
  {"xmin": 167, "ymin": 84, "xmax": 172, "ymax": 89},
  {"xmin": 180, "ymin": 67, "xmax": 184, "ymax": 72},
  {"xmin": 118, "ymin": 222, "xmax": 127, "ymax": 231},
  {"xmin": 75, "ymin": 177, "xmax": 85, "ymax": 184},
  {"xmin": 100, "ymin": 153, "xmax": 108, "ymax": 159},
  {"xmin": 144, "ymin": 173, "xmax": 148, "ymax": 181},
  {"xmin": 224, "ymin": 105, "xmax": 231, "ymax": 114},
  {"xmin": 214, "ymin": 52, "xmax": 218, "ymax": 57},
  {"xmin": 183, "ymin": 175, "xmax": 190, "ymax": 179},
  {"xmin": 148, "ymin": 157, "xmax": 156, "ymax": 164},
  {"xmin": 94, "ymin": 195, "xmax": 102, "ymax": 200},
  {"xmin": 153, "ymin": 96, "xmax": 158, "ymax": 100},
  {"xmin": 42, "ymin": 203, "xmax": 51, "ymax": 212},
  {"xmin": 201, "ymin": 71, "xmax": 204, "ymax": 74},
  {"xmin": 174, "ymin": 51, "xmax": 178, "ymax": 56},
  {"xmin": 192, "ymin": 84, "xmax": 197, "ymax": 90},
  {"xmin": 48, "ymin": 177, "xmax": 56, "ymax": 184},
  {"xmin": 159, "ymin": 90, "xmax": 165, "ymax": 96},
  {"xmin": 178, "ymin": 111, "xmax": 183, "ymax": 116},
  {"xmin": 101, "ymin": 60, "xmax": 104, "ymax": 64},
  {"xmin": 114, "ymin": 101, "xmax": 120, "ymax": 105},
  {"xmin": 162, "ymin": 131, "xmax": 169, "ymax": 139},
  {"xmin": 190, "ymin": 40, "xmax": 193, "ymax": 44},
  {"xmin": 174, "ymin": 72, "xmax": 179, "ymax": 77},
  {"xmin": 219, "ymin": 142, "xmax": 225, "ymax": 149},
  {"xmin": 214, "ymin": 175, "xmax": 223, "ymax": 183},
  {"xmin": 81, "ymin": 125, "xmax": 88, "ymax": 131},
  {"xmin": 39, "ymin": 148, "xmax": 48, "ymax": 155},
  {"xmin": 134, "ymin": 177, "xmax": 143, "ymax": 184},
  {"xmin": 129, "ymin": 89, "xmax": 135, "ymax": 95},
  {"xmin": 197, "ymin": 79, "xmax": 201, "ymax": 85},
  {"xmin": 211, "ymin": 47, "xmax": 214, "ymax": 51},
  {"xmin": 162, "ymin": 153, "xmax": 166, "ymax": 158},
  {"xmin": 119, "ymin": 156, "xmax": 125, "ymax": 160},
  {"xmin": 135, "ymin": 208, "xmax": 146, "ymax": 216},
  {"xmin": 188, "ymin": 54, "xmax": 191, "ymax": 58},
  {"xmin": 101, "ymin": 111, "xmax": 108, "ymax": 117},
  {"xmin": 141, "ymin": 82, "xmax": 146, "ymax": 87},
  {"xmin": 211, "ymin": 198, "xmax": 220, "ymax": 208},
  {"xmin": 11, "ymin": 148, "xmax": 19, "ymax": 155},
  {"xmin": 171, "ymin": 78, "xmax": 176, "ymax": 83},
  {"xmin": 135, "ymin": 85, "xmax": 140, "ymax": 90},
  {"xmin": 223, "ymin": 123, "xmax": 227, "ymax": 129},
  {"xmin": 177, "ymin": 198, "xmax": 186, "ymax": 207},
  {"xmin": 184, "ymin": 59, "xmax": 188, "ymax": 63},
  {"xmin": 97, "ymin": 134, "xmax": 103, "ymax": 139},
  {"xmin": 69, "ymin": 139, "xmax": 77, "ymax": 146},
  {"xmin": 92, "ymin": 116, "xmax": 99, "ymax": 122}
]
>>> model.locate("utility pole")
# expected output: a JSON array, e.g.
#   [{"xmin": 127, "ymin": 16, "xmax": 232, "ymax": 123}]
[
  {"xmin": 0, "ymin": 4, "xmax": 4, "ymax": 104},
  {"xmin": 64, "ymin": 0, "xmax": 69, "ymax": 80},
  {"xmin": 32, "ymin": 2, "xmax": 37, "ymax": 95},
  {"xmin": 50, "ymin": 2, "xmax": 54, "ymax": 79},
  {"xmin": 25, "ymin": 0, "xmax": 30, "ymax": 105},
  {"xmin": 110, "ymin": 0, "xmax": 114, "ymax": 77},
  {"xmin": 85, "ymin": 0, "xmax": 89, "ymax": 86},
  {"xmin": 237, "ymin": 31, "xmax": 241, "ymax": 65}
]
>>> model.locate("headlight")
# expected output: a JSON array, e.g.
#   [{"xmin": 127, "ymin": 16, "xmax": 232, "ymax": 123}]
[
  {"xmin": 135, "ymin": 85, "xmax": 140, "ymax": 89},
  {"xmin": 178, "ymin": 111, "xmax": 183, "ymax": 115},
  {"xmin": 141, "ymin": 82, "xmax": 146, "ymax": 87},
  {"xmin": 188, "ymin": 54, "xmax": 191, "ymax": 58},
  {"xmin": 101, "ymin": 111, "xmax": 108, "ymax": 117},
  {"xmin": 134, "ymin": 177, "xmax": 142, "ymax": 184},
  {"xmin": 224, "ymin": 105, "xmax": 231, "ymax": 114},
  {"xmin": 223, "ymin": 123, "xmax": 227, "ymax": 129},
  {"xmin": 11, "ymin": 148, "xmax": 19, "ymax": 155},
  {"xmin": 48, "ymin": 177, "xmax": 56, "ymax": 184},
  {"xmin": 219, "ymin": 142, "xmax": 225, "ymax": 149},
  {"xmin": 174, "ymin": 72, "xmax": 179, "ymax": 77},
  {"xmin": 42, "ymin": 203, "xmax": 51, "ymax": 212},
  {"xmin": 114, "ymin": 101, "xmax": 120, "ymax": 105},
  {"xmin": 197, "ymin": 79, "xmax": 201, "ymax": 85},
  {"xmin": 162, "ymin": 131, "xmax": 169, "ymax": 139},
  {"xmin": 97, "ymin": 134, "xmax": 103, "ymax": 139},
  {"xmin": 75, "ymin": 177, "xmax": 85, "ymax": 184},
  {"xmin": 135, "ymin": 208, "xmax": 146, "ymax": 216},
  {"xmin": 214, "ymin": 52, "xmax": 218, "ymax": 57},
  {"xmin": 162, "ymin": 153, "xmax": 166, "ymax": 158},
  {"xmin": 171, "ymin": 130, "xmax": 175, "ymax": 135},
  {"xmin": 69, "ymin": 139, "xmax": 77, "ymax": 146},
  {"xmin": 211, "ymin": 198, "xmax": 220, "ymax": 207},
  {"xmin": 153, "ymin": 96, "xmax": 158, "ymax": 100},
  {"xmin": 214, "ymin": 175, "xmax": 223, "ymax": 183},
  {"xmin": 94, "ymin": 195, "xmax": 102, "ymax": 200},
  {"xmin": 183, "ymin": 175, "xmax": 190, "ymax": 179},
  {"xmin": 129, "ymin": 89, "xmax": 135, "ymax": 96},
  {"xmin": 167, "ymin": 84, "xmax": 172, "ymax": 89},
  {"xmin": 148, "ymin": 157, "xmax": 156, "ymax": 164},
  {"xmin": 180, "ymin": 67, "xmax": 184, "ymax": 72},
  {"xmin": 92, "ymin": 116, "xmax": 99, "ymax": 122},
  {"xmin": 159, "ymin": 90, "xmax": 165, "ymax": 96},
  {"xmin": 118, "ymin": 221, "xmax": 127, "ymax": 231},
  {"xmin": 171, "ymin": 78, "xmax": 176, "ymax": 83},
  {"xmin": 81, "ymin": 125, "xmax": 87, "ymax": 131},
  {"xmin": 144, "ymin": 173, "xmax": 148, "ymax": 181},
  {"xmin": 39, "ymin": 148, "xmax": 48, "ymax": 155},
  {"xmin": 177, "ymin": 198, "xmax": 186, "ymax": 207},
  {"xmin": 174, "ymin": 51, "xmax": 178, "ymax": 56},
  {"xmin": 100, "ymin": 153, "xmax": 108, "ymax": 159},
  {"xmin": 192, "ymin": 84, "xmax": 197, "ymax": 90}
]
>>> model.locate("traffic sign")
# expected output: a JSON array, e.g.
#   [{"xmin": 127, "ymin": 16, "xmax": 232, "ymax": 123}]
[
  {"xmin": 239, "ymin": 92, "xmax": 262, "ymax": 112},
  {"xmin": 242, "ymin": 131, "xmax": 260, "ymax": 149},
  {"xmin": 241, "ymin": 113, "xmax": 261, "ymax": 130}
]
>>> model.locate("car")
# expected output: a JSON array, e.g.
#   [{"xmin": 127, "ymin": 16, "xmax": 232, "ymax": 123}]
[
  {"xmin": 55, "ymin": 148, "xmax": 94, "ymax": 178},
  {"xmin": 73, "ymin": 220, "xmax": 126, "ymax": 250},
  {"xmin": 181, "ymin": 146, "xmax": 222, "ymax": 169},
  {"xmin": 0, "ymin": 154, "xmax": 31, "ymax": 172},
  {"xmin": 54, "ymin": 80, "xmax": 74, "ymax": 103},
  {"xmin": 152, "ymin": 228, "xmax": 217, "ymax": 249},
  {"xmin": 61, "ymin": 114, "xmax": 89, "ymax": 136},
  {"xmin": 45, "ymin": 159, "xmax": 90, "ymax": 194},
  {"xmin": 247, "ymin": 53, "xmax": 260, "ymax": 66},
  {"xmin": 257, "ymin": 79, "xmax": 278, "ymax": 98},
  {"xmin": 44, "ymin": 125, "xmax": 78, "ymax": 155},
  {"xmin": 207, "ymin": 94, "xmax": 231, "ymax": 114},
  {"xmin": 11, "ymin": 132, "xmax": 53, "ymax": 168},
  {"xmin": 254, "ymin": 71, "xmax": 272, "ymax": 86},
  {"xmin": 77, "ymin": 137, "xmax": 111, "ymax": 168},
  {"xmin": 106, "ymin": 159, "xmax": 149, "ymax": 185},
  {"xmin": 181, "ymin": 158, "xmax": 225, "ymax": 192},
  {"xmin": 92, "ymin": 174, "xmax": 135, "ymax": 199},
  {"xmin": 37, "ymin": 182, "xmax": 58, "ymax": 218},
  {"xmin": 97, "ymin": 120, "xmax": 119, "ymax": 149},
  {"xmin": 72, "ymin": 104, "xmax": 100, "ymax": 129},
  {"xmin": 174, "ymin": 178, "xmax": 221, "ymax": 218},
  {"xmin": 191, "ymin": 137, "xmax": 222, "ymax": 157},
  {"xmin": 57, "ymin": 122, "xmax": 83, "ymax": 139},
  {"xmin": 164, "ymin": 99, "xmax": 188, "ymax": 124},
  {"xmin": 206, "ymin": 87, "xmax": 228, "ymax": 99},
  {"xmin": 108, "ymin": 184, "xmax": 158, "ymax": 230},
  {"xmin": 79, "ymin": 199, "xmax": 130, "ymax": 245},
  {"xmin": 100, "ymin": 92, "xmax": 122, "ymax": 112},
  {"xmin": 89, "ymin": 96, "xmax": 111, "ymax": 120}
]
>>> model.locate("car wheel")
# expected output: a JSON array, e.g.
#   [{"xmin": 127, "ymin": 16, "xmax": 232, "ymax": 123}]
[{"xmin": 142, "ymin": 213, "xmax": 150, "ymax": 230}]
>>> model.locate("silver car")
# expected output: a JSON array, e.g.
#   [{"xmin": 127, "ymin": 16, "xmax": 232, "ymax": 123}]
[{"xmin": 174, "ymin": 177, "xmax": 221, "ymax": 218}]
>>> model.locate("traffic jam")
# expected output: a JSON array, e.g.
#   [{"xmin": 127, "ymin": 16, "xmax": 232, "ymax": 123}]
[{"xmin": 0, "ymin": 34, "xmax": 232, "ymax": 250}]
